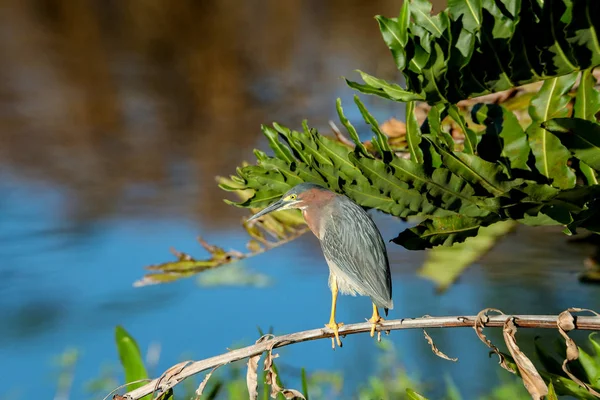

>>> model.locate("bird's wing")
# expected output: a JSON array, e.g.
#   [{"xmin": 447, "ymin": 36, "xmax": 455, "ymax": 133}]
[{"xmin": 320, "ymin": 198, "xmax": 392, "ymax": 308}]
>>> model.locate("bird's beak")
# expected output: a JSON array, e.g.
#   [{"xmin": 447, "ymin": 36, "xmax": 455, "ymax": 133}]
[{"xmin": 247, "ymin": 199, "xmax": 289, "ymax": 222}]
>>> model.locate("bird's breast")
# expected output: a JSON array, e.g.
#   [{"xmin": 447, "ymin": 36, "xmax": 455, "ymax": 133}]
[{"xmin": 302, "ymin": 209, "xmax": 322, "ymax": 239}]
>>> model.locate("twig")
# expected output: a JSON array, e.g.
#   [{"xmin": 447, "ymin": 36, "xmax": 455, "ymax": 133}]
[{"xmin": 115, "ymin": 313, "xmax": 600, "ymax": 399}]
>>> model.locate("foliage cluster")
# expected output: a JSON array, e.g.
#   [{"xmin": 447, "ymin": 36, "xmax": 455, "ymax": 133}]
[{"xmin": 224, "ymin": 0, "xmax": 600, "ymax": 251}]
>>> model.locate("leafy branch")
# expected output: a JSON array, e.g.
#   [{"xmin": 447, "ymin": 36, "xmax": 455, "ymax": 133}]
[
  {"xmin": 349, "ymin": 0, "xmax": 600, "ymax": 104},
  {"xmin": 137, "ymin": 0, "xmax": 600, "ymax": 290}
]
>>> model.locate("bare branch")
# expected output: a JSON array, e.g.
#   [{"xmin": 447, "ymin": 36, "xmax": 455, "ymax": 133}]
[{"xmin": 115, "ymin": 313, "xmax": 600, "ymax": 400}]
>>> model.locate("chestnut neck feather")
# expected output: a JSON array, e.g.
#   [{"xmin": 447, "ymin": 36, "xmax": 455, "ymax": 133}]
[{"xmin": 299, "ymin": 188, "xmax": 336, "ymax": 239}]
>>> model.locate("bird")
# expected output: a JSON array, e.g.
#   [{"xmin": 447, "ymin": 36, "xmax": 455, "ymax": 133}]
[{"xmin": 247, "ymin": 182, "xmax": 393, "ymax": 347}]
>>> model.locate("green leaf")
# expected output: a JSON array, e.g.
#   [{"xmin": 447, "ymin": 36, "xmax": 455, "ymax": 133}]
[
  {"xmin": 473, "ymin": 104, "xmax": 531, "ymax": 173},
  {"xmin": 347, "ymin": 71, "xmax": 424, "ymax": 102},
  {"xmin": 447, "ymin": 104, "xmax": 477, "ymax": 154},
  {"xmin": 375, "ymin": 15, "xmax": 407, "ymax": 69},
  {"xmin": 348, "ymin": 155, "xmax": 438, "ymax": 217},
  {"xmin": 581, "ymin": 162, "xmax": 599, "ymax": 185},
  {"xmin": 428, "ymin": 138, "xmax": 514, "ymax": 197},
  {"xmin": 406, "ymin": 101, "xmax": 425, "ymax": 163},
  {"xmin": 391, "ymin": 156, "xmax": 494, "ymax": 217},
  {"xmin": 574, "ymin": 69, "xmax": 600, "ymax": 122},
  {"xmin": 534, "ymin": 338, "xmax": 564, "ymax": 376},
  {"xmin": 361, "ymin": 0, "xmax": 599, "ymax": 104},
  {"xmin": 541, "ymin": 371, "xmax": 598, "ymax": 399},
  {"xmin": 577, "ymin": 345, "xmax": 600, "ymax": 386},
  {"xmin": 301, "ymin": 368, "xmax": 309, "ymax": 400},
  {"xmin": 574, "ymin": 69, "xmax": 600, "ymax": 185},
  {"xmin": 406, "ymin": 388, "xmax": 429, "ymax": 400},
  {"xmin": 448, "ymin": 0, "xmax": 482, "ymax": 32},
  {"xmin": 335, "ymin": 98, "xmax": 369, "ymax": 157},
  {"xmin": 397, "ymin": 0, "xmax": 411, "ymax": 45},
  {"xmin": 393, "ymin": 214, "xmax": 498, "ymax": 250},
  {"xmin": 542, "ymin": 118, "xmax": 600, "ymax": 171},
  {"xmin": 262, "ymin": 125, "xmax": 295, "ymax": 164},
  {"xmin": 353, "ymin": 95, "xmax": 393, "ymax": 157},
  {"xmin": 547, "ymin": 383, "xmax": 559, "ymax": 400},
  {"xmin": 115, "ymin": 326, "xmax": 149, "ymax": 396},
  {"xmin": 527, "ymin": 73, "xmax": 578, "ymax": 189},
  {"xmin": 409, "ymin": 0, "xmax": 448, "ymax": 39},
  {"xmin": 419, "ymin": 220, "xmax": 516, "ymax": 291}
]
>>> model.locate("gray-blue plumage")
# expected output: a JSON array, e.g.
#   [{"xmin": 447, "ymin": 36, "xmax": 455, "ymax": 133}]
[{"xmin": 320, "ymin": 195, "xmax": 393, "ymax": 312}]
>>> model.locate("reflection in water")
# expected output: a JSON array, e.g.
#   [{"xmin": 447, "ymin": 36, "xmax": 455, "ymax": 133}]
[
  {"xmin": 0, "ymin": 0, "xmax": 426, "ymax": 229},
  {"xmin": 1, "ymin": 1, "xmax": 599, "ymax": 399}
]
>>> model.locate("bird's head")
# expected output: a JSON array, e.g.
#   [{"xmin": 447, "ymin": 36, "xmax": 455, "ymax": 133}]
[{"xmin": 246, "ymin": 182, "xmax": 329, "ymax": 222}]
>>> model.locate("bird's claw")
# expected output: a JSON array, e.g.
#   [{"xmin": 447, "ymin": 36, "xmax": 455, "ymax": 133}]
[
  {"xmin": 368, "ymin": 315, "xmax": 385, "ymax": 339},
  {"xmin": 325, "ymin": 321, "xmax": 343, "ymax": 349}
]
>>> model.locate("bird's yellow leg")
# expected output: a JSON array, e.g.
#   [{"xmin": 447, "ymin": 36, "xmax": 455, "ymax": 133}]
[
  {"xmin": 368, "ymin": 303, "xmax": 384, "ymax": 337},
  {"xmin": 325, "ymin": 277, "xmax": 343, "ymax": 348}
]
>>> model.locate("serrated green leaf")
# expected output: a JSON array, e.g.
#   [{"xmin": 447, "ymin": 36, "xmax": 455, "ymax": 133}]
[
  {"xmin": 448, "ymin": 0, "xmax": 482, "ymax": 32},
  {"xmin": 336, "ymin": 98, "xmax": 369, "ymax": 157},
  {"xmin": 573, "ymin": 69, "xmax": 600, "ymax": 185},
  {"xmin": 353, "ymin": 95, "xmax": 393, "ymax": 157},
  {"xmin": 428, "ymin": 138, "xmax": 513, "ymax": 197},
  {"xmin": 375, "ymin": 15, "xmax": 407, "ymax": 69},
  {"xmin": 393, "ymin": 214, "xmax": 498, "ymax": 249},
  {"xmin": 448, "ymin": 105, "xmax": 477, "ymax": 154},
  {"xmin": 542, "ymin": 118, "xmax": 600, "ymax": 171},
  {"xmin": 473, "ymin": 104, "xmax": 531, "ymax": 173},
  {"xmin": 527, "ymin": 73, "xmax": 578, "ymax": 188},
  {"xmin": 575, "ymin": 69, "xmax": 600, "ymax": 121},
  {"xmin": 349, "ymin": 155, "xmax": 450, "ymax": 218},
  {"xmin": 348, "ymin": 71, "xmax": 424, "ymax": 102},
  {"xmin": 406, "ymin": 101, "xmax": 425, "ymax": 163},
  {"xmin": 262, "ymin": 125, "xmax": 295, "ymax": 164},
  {"xmin": 365, "ymin": 0, "xmax": 598, "ymax": 104},
  {"xmin": 387, "ymin": 155, "xmax": 494, "ymax": 217},
  {"xmin": 409, "ymin": 0, "xmax": 448, "ymax": 39}
]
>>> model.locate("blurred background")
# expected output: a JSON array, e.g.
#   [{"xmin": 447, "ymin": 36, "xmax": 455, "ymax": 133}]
[{"xmin": 1, "ymin": 0, "xmax": 599, "ymax": 399}]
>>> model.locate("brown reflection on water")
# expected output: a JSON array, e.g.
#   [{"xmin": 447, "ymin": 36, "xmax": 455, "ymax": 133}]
[{"xmin": 0, "ymin": 0, "xmax": 446, "ymax": 229}]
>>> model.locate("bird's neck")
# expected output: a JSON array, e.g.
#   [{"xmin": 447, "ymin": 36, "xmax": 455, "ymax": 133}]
[{"xmin": 301, "ymin": 193, "xmax": 337, "ymax": 239}]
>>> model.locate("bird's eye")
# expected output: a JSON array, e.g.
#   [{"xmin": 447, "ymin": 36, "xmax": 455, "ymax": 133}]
[{"xmin": 288, "ymin": 194, "xmax": 297, "ymax": 201}]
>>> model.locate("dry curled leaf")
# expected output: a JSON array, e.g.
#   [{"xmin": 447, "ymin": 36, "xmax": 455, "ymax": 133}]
[
  {"xmin": 473, "ymin": 308, "xmax": 514, "ymax": 373},
  {"xmin": 247, "ymin": 354, "xmax": 260, "ymax": 400},
  {"xmin": 414, "ymin": 103, "xmax": 430, "ymax": 126},
  {"xmin": 263, "ymin": 346, "xmax": 306, "ymax": 400},
  {"xmin": 194, "ymin": 367, "xmax": 219, "ymax": 399},
  {"xmin": 246, "ymin": 335, "xmax": 274, "ymax": 400},
  {"xmin": 557, "ymin": 308, "xmax": 600, "ymax": 397},
  {"xmin": 329, "ymin": 121, "xmax": 356, "ymax": 147},
  {"xmin": 152, "ymin": 360, "xmax": 193, "ymax": 398},
  {"xmin": 380, "ymin": 118, "xmax": 407, "ymax": 138},
  {"xmin": 422, "ymin": 329, "xmax": 457, "ymax": 362},
  {"xmin": 502, "ymin": 318, "xmax": 547, "ymax": 399}
]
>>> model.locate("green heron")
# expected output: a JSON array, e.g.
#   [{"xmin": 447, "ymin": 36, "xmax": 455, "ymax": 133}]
[{"xmin": 247, "ymin": 182, "xmax": 393, "ymax": 347}]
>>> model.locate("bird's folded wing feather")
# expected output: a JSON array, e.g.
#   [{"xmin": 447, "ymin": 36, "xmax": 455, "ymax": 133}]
[{"xmin": 320, "ymin": 199, "xmax": 392, "ymax": 307}]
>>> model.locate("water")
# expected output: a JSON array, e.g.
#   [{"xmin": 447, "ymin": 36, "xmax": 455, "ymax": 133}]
[{"xmin": 0, "ymin": 1, "xmax": 599, "ymax": 399}]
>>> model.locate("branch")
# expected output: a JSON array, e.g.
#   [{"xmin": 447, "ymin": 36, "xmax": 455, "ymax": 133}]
[{"xmin": 115, "ymin": 313, "xmax": 600, "ymax": 399}]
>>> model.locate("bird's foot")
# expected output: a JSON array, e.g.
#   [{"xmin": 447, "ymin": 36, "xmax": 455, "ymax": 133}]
[
  {"xmin": 368, "ymin": 315, "xmax": 385, "ymax": 340},
  {"xmin": 325, "ymin": 321, "xmax": 344, "ymax": 349}
]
